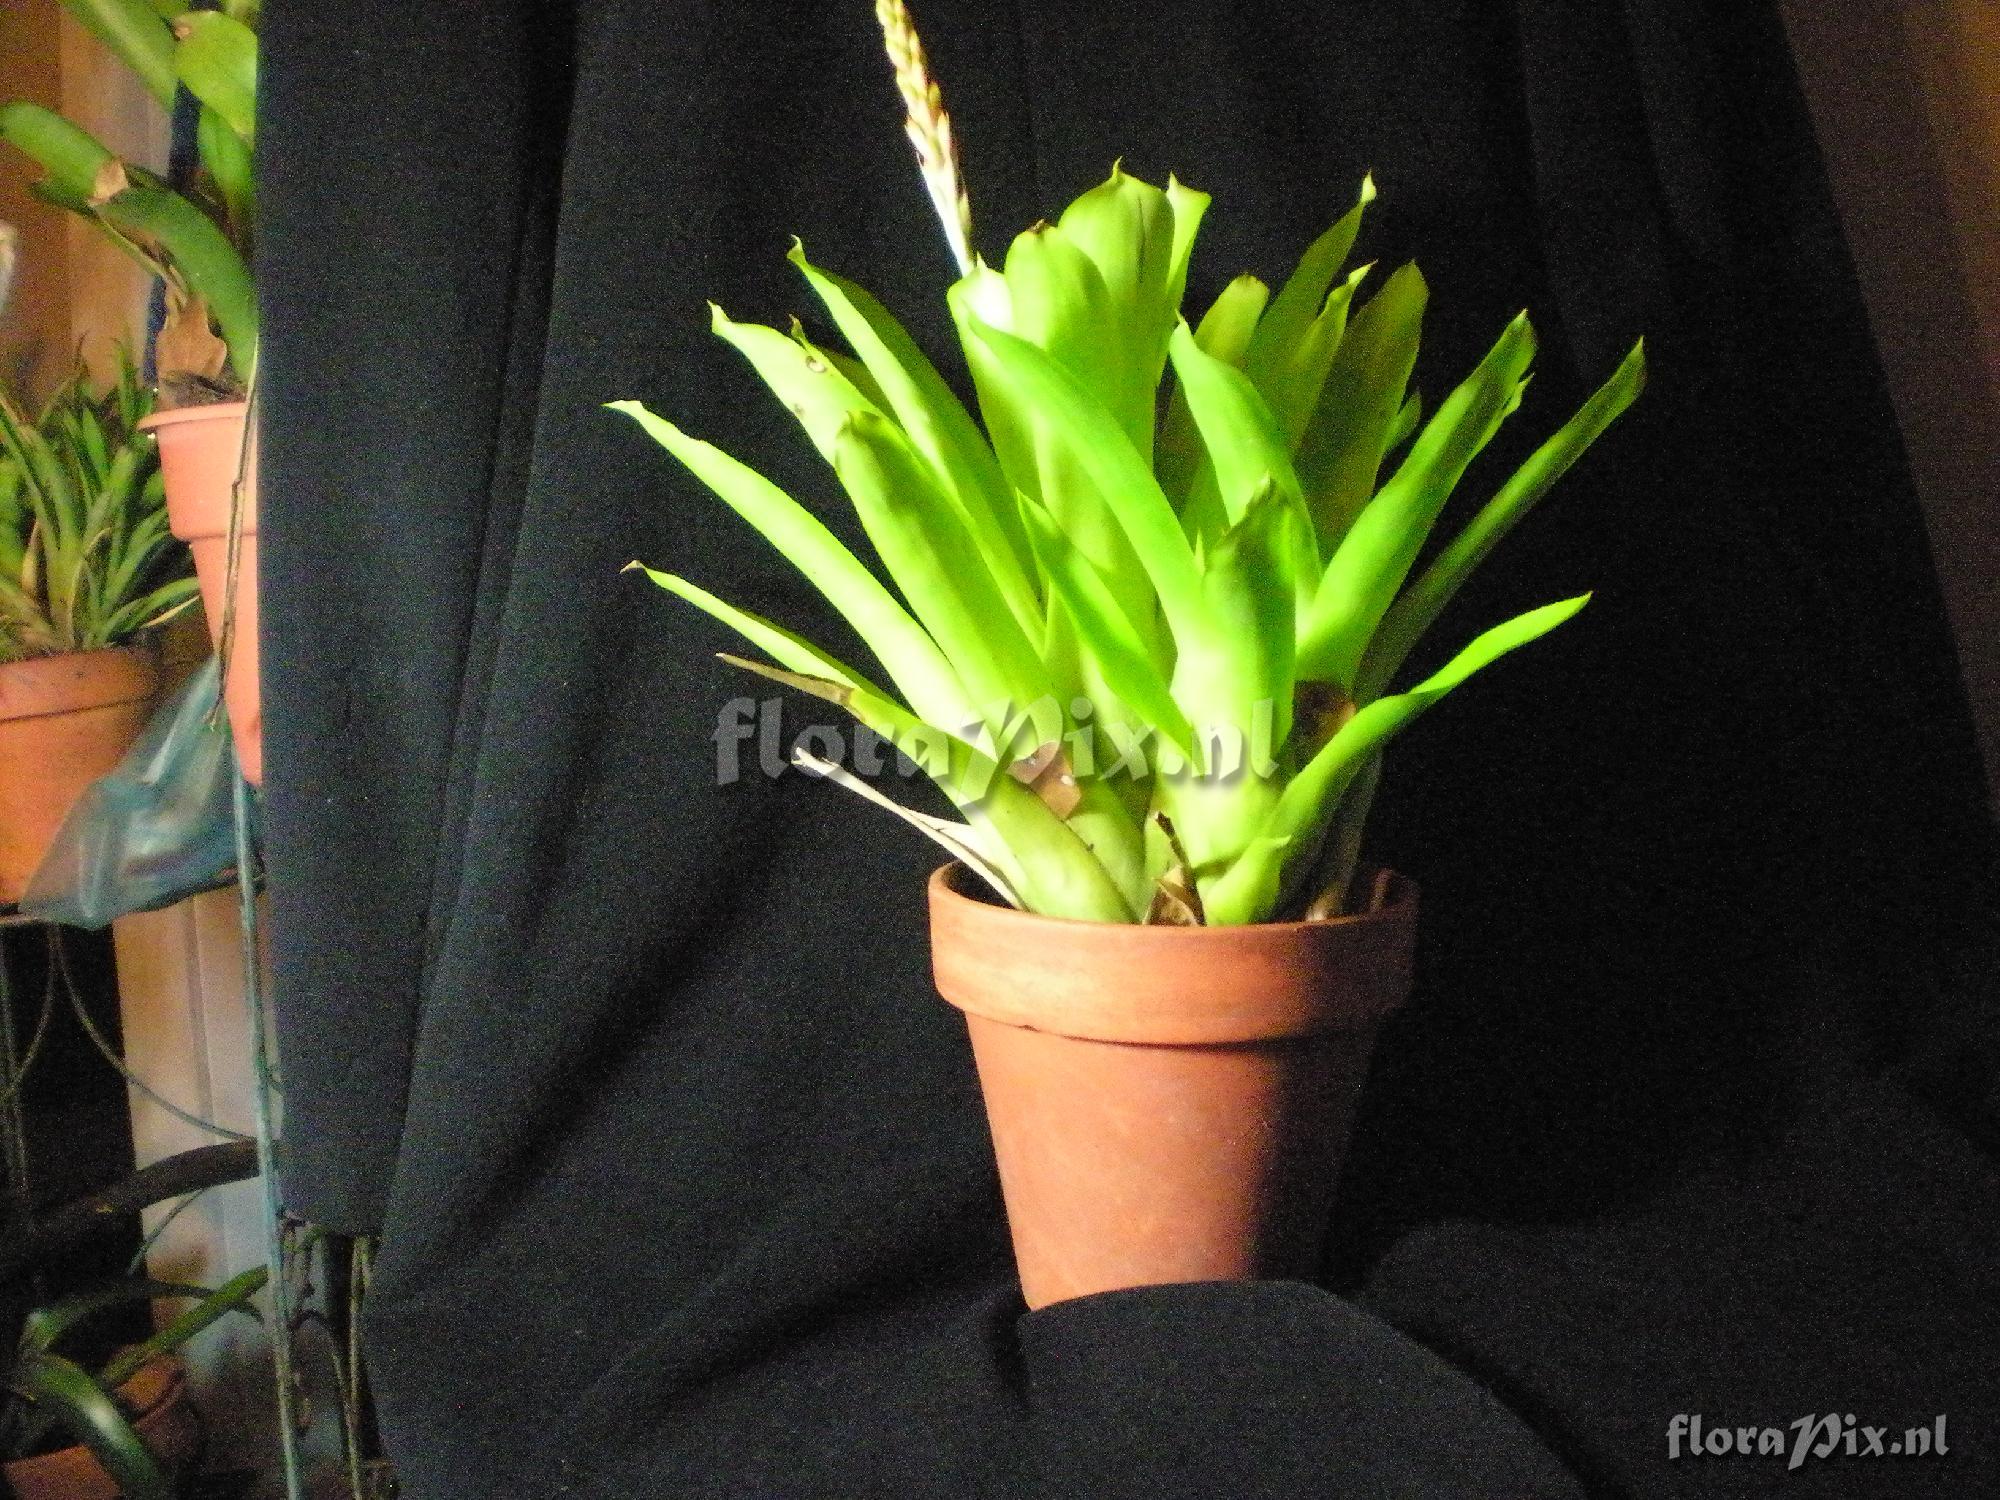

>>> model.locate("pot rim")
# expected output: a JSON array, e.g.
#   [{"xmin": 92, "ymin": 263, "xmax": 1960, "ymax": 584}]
[
  {"xmin": 0, "ymin": 1356, "xmax": 187, "ymax": 1474},
  {"xmin": 136, "ymin": 399, "xmax": 249, "ymax": 433},
  {"xmin": 927, "ymin": 862, "xmax": 1420, "ymax": 1045},
  {"xmin": 0, "ymin": 641, "xmax": 162, "ymax": 725}
]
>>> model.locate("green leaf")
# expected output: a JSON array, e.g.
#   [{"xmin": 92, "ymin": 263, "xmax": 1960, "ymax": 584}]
[
  {"xmin": 1300, "ymin": 309, "xmax": 1538, "ymax": 692},
  {"xmin": 786, "ymin": 243, "xmax": 1034, "ymax": 596},
  {"xmin": 609, "ymin": 401, "xmax": 975, "ymax": 731},
  {"xmin": 95, "ymin": 176, "xmax": 256, "ymax": 377},
  {"xmin": 1205, "ymin": 593, "xmax": 1590, "ymax": 922},
  {"xmin": 709, "ymin": 303, "xmax": 887, "ymax": 464},
  {"xmin": 12, "ymin": 1353, "xmax": 175, "ymax": 1500},
  {"xmin": 711, "ymin": 303, "xmax": 1043, "ymax": 645},
  {"xmin": 1184, "ymin": 477, "xmax": 1306, "ymax": 752},
  {"xmin": 171, "ymin": 11, "xmax": 258, "ymax": 144},
  {"xmin": 961, "ymin": 317, "xmax": 1205, "ymax": 647},
  {"xmin": 58, "ymin": 0, "xmax": 178, "ymax": 107},
  {"xmin": 1165, "ymin": 322, "xmax": 1307, "ymax": 527},
  {"xmin": 1163, "ymin": 175, "xmax": 1211, "ymax": 314},
  {"xmin": 1000, "ymin": 221, "xmax": 1119, "ymax": 419},
  {"xmin": 97, "ymin": 1264, "xmax": 268, "ymax": 1392},
  {"xmin": 0, "ymin": 103, "xmax": 116, "ymax": 202},
  {"xmin": 196, "ymin": 105, "xmax": 255, "ymax": 239},
  {"xmin": 20, "ymin": 1280, "xmax": 220, "ymax": 1356},
  {"xmin": 791, "ymin": 320, "xmax": 887, "ymax": 409},
  {"xmin": 1358, "ymin": 338, "xmax": 1644, "ymax": 699},
  {"xmin": 1294, "ymin": 261, "xmax": 1428, "ymax": 552},
  {"xmin": 1047, "ymin": 166, "xmax": 1200, "ymax": 460},
  {"xmin": 631, "ymin": 567, "xmax": 884, "ymax": 698},
  {"xmin": 1158, "ymin": 273, "xmax": 1271, "ymax": 530},
  {"xmin": 91, "ymin": 576, "xmax": 198, "ymax": 645},
  {"xmin": 833, "ymin": 410, "xmax": 1058, "ymax": 749},
  {"xmin": 1251, "ymin": 261, "xmax": 1371, "ymax": 451},
  {"xmin": 1243, "ymin": 174, "xmax": 1373, "ymax": 398},
  {"xmin": 1017, "ymin": 500, "xmax": 1192, "ymax": 756},
  {"xmin": 1192, "ymin": 274, "xmax": 1271, "ymax": 365}
]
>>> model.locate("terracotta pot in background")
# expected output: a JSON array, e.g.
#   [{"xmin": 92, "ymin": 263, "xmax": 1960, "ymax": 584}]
[
  {"xmin": 0, "ymin": 1357, "xmax": 201, "ymax": 1500},
  {"xmin": 0, "ymin": 643, "xmax": 161, "ymax": 907},
  {"xmin": 928, "ymin": 862, "xmax": 1419, "ymax": 1310},
  {"xmin": 140, "ymin": 400, "xmax": 261, "ymax": 785}
]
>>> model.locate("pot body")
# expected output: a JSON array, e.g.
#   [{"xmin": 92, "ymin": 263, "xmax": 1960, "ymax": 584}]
[
  {"xmin": 1, "ymin": 1358, "xmax": 201, "ymax": 1500},
  {"xmin": 928, "ymin": 863, "xmax": 1418, "ymax": 1309},
  {"xmin": 141, "ymin": 401, "xmax": 261, "ymax": 785},
  {"xmin": 0, "ymin": 644, "xmax": 161, "ymax": 906}
]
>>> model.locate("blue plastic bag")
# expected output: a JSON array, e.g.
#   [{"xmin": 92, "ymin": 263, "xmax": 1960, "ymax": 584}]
[{"xmin": 18, "ymin": 657, "xmax": 247, "ymax": 927}]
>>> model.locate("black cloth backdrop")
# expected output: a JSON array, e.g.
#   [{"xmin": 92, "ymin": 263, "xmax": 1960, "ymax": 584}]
[{"xmin": 258, "ymin": 1, "xmax": 2000, "ymax": 1496}]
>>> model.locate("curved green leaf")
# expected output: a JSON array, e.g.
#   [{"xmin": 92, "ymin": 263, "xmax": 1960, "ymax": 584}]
[
  {"xmin": 1165, "ymin": 322, "xmax": 1306, "ymax": 527},
  {"xmin": 95, "ymin": 177, "xmax": 255, "ymax": 376},
  {"xmin": 97, "ymin": 1264, "xmax": 268, "ymax": 1393},
  {"xmin": 20, "ymin": 1279, "xmax": 219, "ymax": 1356},
  {"xmin": 1244, "ymin": 174, "xmax": 1373, "ymax": 400},
  {"xmin": 787, "ymin": 243, "xmax": 1033, "ymax": 588},
  {"xmin": 1207, "ymin": 594, "xmax": 1589, "ymax": 922},
  {"xmin": 609, "ymin": 401, "xmax": 973, "ymax": 731},
  {"xmin": 0, "ymin": 104, "xmax": 116, "ymax": 202},
  {"xmin": 171, "ymin": 11, "xmax": 258, "ymax": 144},
  {"xmin": 1294, "ymin": 261, "xmax": 1427, "ymax": 552},
  {"xmin": 1300, "ymin": 310, "xmax": 1537, "ymax": 691},
  {"xmin": 196, "ymin": 105, "xmax": 255, "ymax": 240},
  {"xmin": 12, "ymin": 1353, "xmax": 175, "ymax": 1500},
  {"xmin": 833, "ymin": 410, "xmax": 1058, "ymax": 748},
  {"xmin": 1357, "ymin": 339, "xmax": 1644, "ymax": 698},
  {"xmin": 963, "ymin": 318, "xmax": 1204, "ymax": 645},
  {"xmin": 711, "ymin": 304, "xmax": 1043, "ymax": 645},
  {"xmin": 58, "ymin": 0, "xmax": 178, "ymax": 107}
]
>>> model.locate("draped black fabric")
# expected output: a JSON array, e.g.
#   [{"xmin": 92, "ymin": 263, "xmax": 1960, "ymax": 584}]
[{"xmin": 258, "ymin": 2, "xmax": 1999, "ymax": 1496}]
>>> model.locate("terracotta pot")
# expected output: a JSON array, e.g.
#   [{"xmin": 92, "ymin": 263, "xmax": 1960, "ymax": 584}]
[
  {"xmin": 1, "ymin": 1358, "xmax": 201, "ymax": 1500},
  {"xmin": 928, "ymin": 863, "xmax": 1419, "ymax": 1309},
  {"xmin": 140, "ymin": 400, "xmax": 260, "ymax": 785},
  {"xmin": 0, "ymin": 644, "xmax": 162, "ymax": 906}
]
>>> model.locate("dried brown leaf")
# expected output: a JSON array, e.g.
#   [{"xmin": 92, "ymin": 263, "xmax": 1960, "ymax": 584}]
[
  {"xmin": 1146, "ymin": 867, "xmax": 1205, "ymax": 926},
  {"xmin": 88, "ymin": 157, "xmax": 130, "ymax": 207},
  {"xmin": 156, "ymin": 290, "xmax": 230, "ymax": 386},
  {"xmin": 1007, "ymin": 741, "xmax": 1082, "ymax": 820}
]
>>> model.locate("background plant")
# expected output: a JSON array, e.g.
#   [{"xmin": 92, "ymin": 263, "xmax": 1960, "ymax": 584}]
[
  {"xmin": 1, "ymin": 1266, "xmax": 266, "ymax": 1499},
  {"xmin": 0, "ymin": 0, "xmax": 259, "ymax": 393},
  {"xmin": 0, "ymin": 351, "xmax": 196, "ymax": 662},
  {"xmin": 622, "ymin": 7, "xmax": 1643, "ymax": 927}
]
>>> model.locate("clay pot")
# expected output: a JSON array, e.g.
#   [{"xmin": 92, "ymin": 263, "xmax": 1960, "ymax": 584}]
[
  {"xmin": 0, "ymin": 643, "xmax": 162, "ymax": 906},
  {"xmin": 140, "ymin": 401, "xmax": 260, "ymax": 785},
  {"xmin": 1, "ymin": 1358, "xmax": 201, "ymax": 1500},
  {"xmin": 928, "ymin": 862, "xmax": 1419, "ymax": 1309}
]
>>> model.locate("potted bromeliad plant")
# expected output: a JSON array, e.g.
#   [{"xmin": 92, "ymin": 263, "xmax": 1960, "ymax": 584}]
[
  {"xmin": 622, "ymin": 2, "xmax": 1644, "ymax": 1306},
  {"xmin": 0, "ymin": 1266, "xmax": 266, "ymax": 1500},
  {"xmin": 0, "ymin": 355, "xmax": 196, "ymax": 906},
  {"xmin": 2, "ymin": 0, "xmax": 264, "ymax": 783}
]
